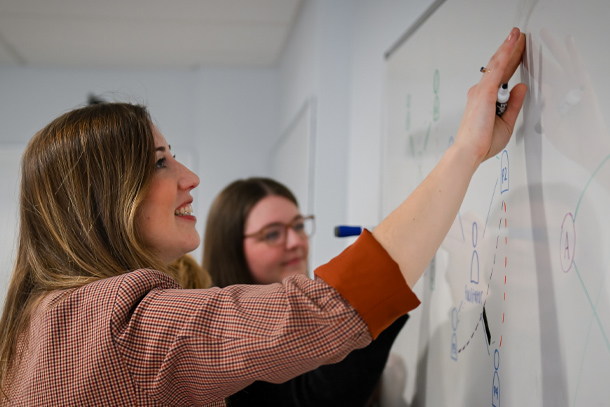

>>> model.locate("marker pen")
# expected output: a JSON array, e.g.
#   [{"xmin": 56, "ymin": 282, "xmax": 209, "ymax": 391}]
[
  {"xmin": 334, "ymin": 225, "xmax": 364, "ymax": 237},
  {"xmin": 496, "ymin": 83, "xmax": 509, "ymax": 116}
]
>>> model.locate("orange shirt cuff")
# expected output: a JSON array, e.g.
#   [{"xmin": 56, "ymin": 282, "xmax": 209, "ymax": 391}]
[{"xmin": 314, "ymin": 229, "xmax": 420, "ymax": 339}]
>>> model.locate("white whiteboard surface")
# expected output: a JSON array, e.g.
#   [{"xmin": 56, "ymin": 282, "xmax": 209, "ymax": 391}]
[{"xmin": 381, "ymin": 0, "xmax": 610, "ymax": 406}]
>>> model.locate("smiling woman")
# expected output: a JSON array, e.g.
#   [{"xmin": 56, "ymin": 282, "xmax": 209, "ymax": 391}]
[
  {"xmin": 0, "ymin": 28, "xmax": 526, "ymax": 406},
  {"xmin": 135, "ymin": 127, "xmax": 201, "ymax": 265}
]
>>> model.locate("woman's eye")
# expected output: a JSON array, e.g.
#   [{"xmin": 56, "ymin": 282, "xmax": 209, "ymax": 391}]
[
  {"xmin": 156, "ymin": 157, "xmax": 167, "ymax": 169},
  {"xmin": 264, "ymin": 229, "xmax": 282, "ymax": 242},
  {"xmin": 292, "ymin": 222, "xmax": 305, "ymax": 232}
]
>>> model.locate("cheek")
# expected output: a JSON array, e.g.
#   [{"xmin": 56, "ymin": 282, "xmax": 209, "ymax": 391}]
[
  {"xmin": 136, "ymin": 181, "xmax": 174, "ymax": 245},
  {"xmin": 244, "ymin": 243, "xmax": 284, "ymax": 283}
]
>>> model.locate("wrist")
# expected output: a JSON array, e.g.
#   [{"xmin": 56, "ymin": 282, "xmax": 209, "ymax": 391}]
[{"xmin": 445, "ymin": 143, "xmax": 481, "ymax": 176}]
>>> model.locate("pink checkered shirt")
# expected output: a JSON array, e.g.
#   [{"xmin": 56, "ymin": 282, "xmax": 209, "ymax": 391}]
[{"xmin": 5, "ymin": 230, "xmax": 419, "ymax": 406}]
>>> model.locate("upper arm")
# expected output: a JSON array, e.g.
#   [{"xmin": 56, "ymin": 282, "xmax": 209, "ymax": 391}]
[{"xmin": 111, "ymin": 274, "xmax": 370, "ymax": 405}]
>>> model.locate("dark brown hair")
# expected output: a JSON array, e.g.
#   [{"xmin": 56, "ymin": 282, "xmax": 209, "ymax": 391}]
[{"xmin": 202, "ymin": 177, "xmax": 298, "ymax": 288}]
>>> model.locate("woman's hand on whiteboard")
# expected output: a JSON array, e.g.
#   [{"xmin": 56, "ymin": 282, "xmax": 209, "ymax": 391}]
[{"xmin": 455, "ymin": 27, "xmax": 528, "ymax": 166}]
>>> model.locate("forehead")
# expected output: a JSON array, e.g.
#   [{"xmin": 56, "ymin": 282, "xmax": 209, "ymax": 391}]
[
  {"xmin": 152, "ymin": 125, "xmax": 169, "ymax": 148},
  {"xmin": 246, "ymin": 195, "xmax": 300, "ymax": 230}
]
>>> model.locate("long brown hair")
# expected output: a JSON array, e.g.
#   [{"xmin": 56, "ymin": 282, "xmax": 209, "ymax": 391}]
[
  {"xmin": 0, "ymin": 103, "xmax": 172, "ymax": 393},
  {"xmin": 202, "ymin": 177, "xmax": 298, "ymax": 288}
]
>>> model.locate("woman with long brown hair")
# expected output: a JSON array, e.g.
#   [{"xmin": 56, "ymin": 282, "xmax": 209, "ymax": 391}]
[{"xmin": 0, "ymin": 28, "xmax": 526, "ymax": 405}]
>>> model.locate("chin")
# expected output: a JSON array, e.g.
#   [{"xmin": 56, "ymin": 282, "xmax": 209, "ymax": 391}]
[{"xmin": 184, "ymin": 234, "xmax": 201, "ymax": 252}]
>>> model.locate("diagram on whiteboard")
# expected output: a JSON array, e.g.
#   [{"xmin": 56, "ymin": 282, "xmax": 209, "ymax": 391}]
[{"xmin": 381, "ymin": 0, "xmax": 610, "ymax": 405}]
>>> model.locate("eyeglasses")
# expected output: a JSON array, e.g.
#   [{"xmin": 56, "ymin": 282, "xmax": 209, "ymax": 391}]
[{"xmin": 244, "ymin": 215, "xmax": 315, "ymax": 246}]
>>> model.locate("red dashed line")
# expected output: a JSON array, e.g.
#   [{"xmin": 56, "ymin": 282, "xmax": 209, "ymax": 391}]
[
  {"xmin": 500, "ymin": 336, "xmax": 503, "ymax": 347},
  {"xmin": 503, "ymin": 313, "xmax": 505, "ymax": 323},
  {"xmin": 505, "ymin": 275, "xmax": 506, "ymax": 284}
]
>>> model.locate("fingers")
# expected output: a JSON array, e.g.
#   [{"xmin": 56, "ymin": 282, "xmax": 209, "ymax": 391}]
[
  {"xmin": 502, "ymin": 33, "xmax": 526, "ymax": 84},
  {"xmin": 481, "ymin": 28, "xmax": 524, "ymax": 87}
]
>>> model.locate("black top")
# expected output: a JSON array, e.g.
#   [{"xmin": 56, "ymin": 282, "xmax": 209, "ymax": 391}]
[{"xmin": 227, "ymin": 314, "xmax": 408, "ymax": 407}]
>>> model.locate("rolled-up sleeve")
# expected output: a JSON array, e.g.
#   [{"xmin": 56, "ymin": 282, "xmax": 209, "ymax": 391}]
[{"xmin": 315, "ymin": 229, "xmax": 420, "ymax": 339}]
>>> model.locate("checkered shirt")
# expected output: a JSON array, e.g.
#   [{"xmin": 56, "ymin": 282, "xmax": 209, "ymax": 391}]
[{"xmin": 5, "ymin": 230, "xmax": 419, "ymax": 406}]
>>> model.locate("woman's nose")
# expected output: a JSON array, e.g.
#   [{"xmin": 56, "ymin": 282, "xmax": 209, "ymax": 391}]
[
  {"xmin": 179, "ymin": 164, "xmax": 200, "ymax": 190},
  {"xmin": 285, "ymin": 227, "xmax": 307, "ymax": 248}
]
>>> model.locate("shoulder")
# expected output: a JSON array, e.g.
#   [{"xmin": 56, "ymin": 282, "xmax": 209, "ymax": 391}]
[
  {"xmin": 112, "ymin": 268, "xmax": 181, "ymax": 298},
  {"xmin": 105, "ymin": 269, "xmax": 182, "ymax": 328}
]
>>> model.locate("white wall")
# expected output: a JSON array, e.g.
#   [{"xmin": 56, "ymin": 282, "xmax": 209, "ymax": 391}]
[
  {"xmin": 278, "ymin": 0, "xmax": 355, "ymax": 270},
  {"xmin": 193, "ymin": 68, "xmax": 279, "ymax": 252}
]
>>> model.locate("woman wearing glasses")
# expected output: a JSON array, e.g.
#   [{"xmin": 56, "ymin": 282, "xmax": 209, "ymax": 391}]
[{"xmin": 201, "ymin": 177, "xmax": 408, "ymax": 406}]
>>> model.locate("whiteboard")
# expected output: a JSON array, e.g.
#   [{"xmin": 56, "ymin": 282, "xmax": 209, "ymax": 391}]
[{"xmin": 381, "ymin": 0, "xmax": 610, "ymax": 406}]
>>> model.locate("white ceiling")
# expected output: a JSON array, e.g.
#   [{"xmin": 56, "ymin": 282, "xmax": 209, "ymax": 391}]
[{"xmin": 0, "ymin": 0, "xmax": 303, "ymax": 69}]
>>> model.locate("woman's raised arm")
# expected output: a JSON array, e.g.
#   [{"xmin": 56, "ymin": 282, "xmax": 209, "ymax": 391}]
[{"xmin": 373, "ymin": 27, "xmax": 528, "ymax": 288}]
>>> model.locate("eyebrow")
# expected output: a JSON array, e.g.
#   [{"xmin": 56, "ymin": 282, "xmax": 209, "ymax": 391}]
[
  {"xmin": 155, "ymin": 144, "xmax": 172, "ymax": 152},
  {"xmin": 263, "ymin": 215, "xmax": 305, "ymax": 228}
]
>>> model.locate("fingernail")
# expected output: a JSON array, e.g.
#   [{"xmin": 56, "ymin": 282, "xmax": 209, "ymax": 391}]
[{"xmin": 508, "ymin": 27, "xmax": 519, "ymax": 41}]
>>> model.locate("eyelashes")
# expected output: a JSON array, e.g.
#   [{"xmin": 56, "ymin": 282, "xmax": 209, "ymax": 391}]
[
  {"xmin": 155, "ymin": 154, "xmax": 176, "ymax": 169},
  {"xmin": 156, "ymin": 157, "xmax": 167, "ymax": 169}
]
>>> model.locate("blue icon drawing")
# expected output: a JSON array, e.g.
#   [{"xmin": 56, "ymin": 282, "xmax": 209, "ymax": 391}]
[
  {"xmin": 492, "ymin": 349, "xmax": 500, "ymax": 407},
  {"xmin": 500, "ymin": 150, "xmax": 509, "ymax": 194},
  {"xmin": 492, "ymin": 371, "xmax": 500, "ymax": 406},
  {"xmin": 471, "ymin": 222, "xmax": 479, "ymax": 284},
  {"xmin": 451, "ymin": 307, "xmax": 459, "ymax": 361},
  {"xmin": 451, "ymin": 333, "xmax": 458, "ymax": 361},
  {"xmin": 470, "ymin": 251, "xmax": 480, "ymax": 284}
]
